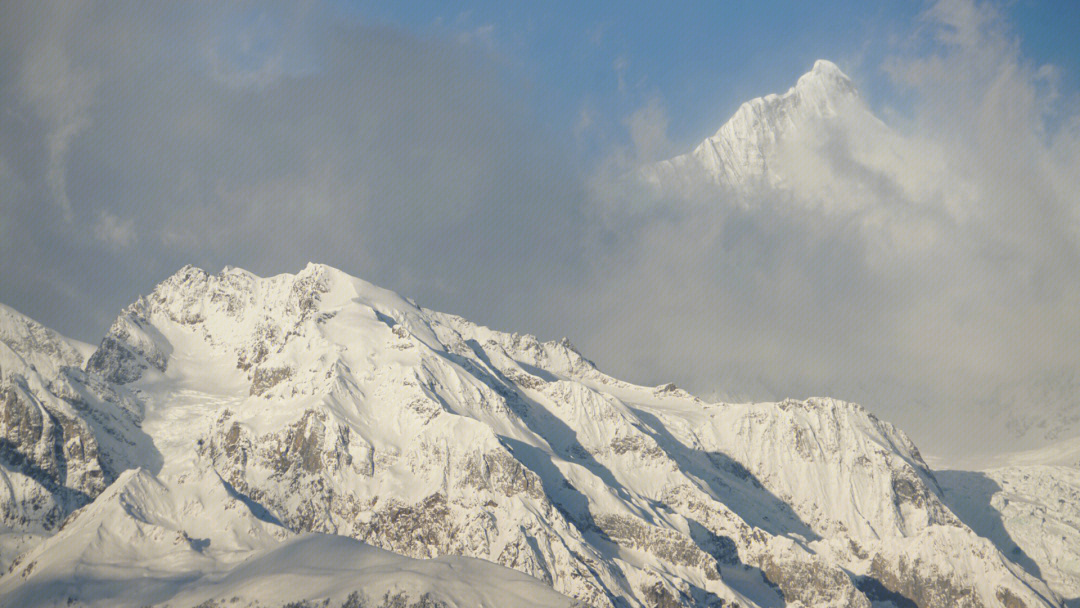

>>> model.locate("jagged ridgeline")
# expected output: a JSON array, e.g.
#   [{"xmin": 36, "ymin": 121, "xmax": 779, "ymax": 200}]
[{"xmin": 0, "ymin": 261, "xmax": 1069, "ymax": 608}]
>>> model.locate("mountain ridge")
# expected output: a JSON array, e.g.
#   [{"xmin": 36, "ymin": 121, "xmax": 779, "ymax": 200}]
[{"xmin": 0, "ymin": 261, "xmax": 1070, "ymax": 607}]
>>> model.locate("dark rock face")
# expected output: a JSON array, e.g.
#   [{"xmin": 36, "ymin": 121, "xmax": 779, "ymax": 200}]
[
  {"xmin": 0, "ymin": 385, "xmax": 108, "ymax": 531},
  {"xmin": 869, "ymin": 554, "xmax": 992, "ymax": 608},
  {"xmin": 595, "ymin": 514, "xmax": 722, "ymax": 579},
  {"xmin": 360, "ymin": 494, "xmax": 463, "ymax": 557},
  {"xmin": 0, "ymin": 387, "xmax": 106, "ymax": 493},
  {"xmin": 756, "ymin": 552, "xmax": 870, "ymax": 608},
  {"xmin": 640, "ymin": 581, "xmax": 737, "ymax": 608},
  {"xmin": 85, "ymin": 336, "xmax": 145, "ymax": 385},
  {"xmin": 250, "ymin": 366, "xmax": 295, "ymax": 397},
  {"xmin": 278, "ymin": 410, "xmax": 327, "ymax": 475},
  {"xmin": 996, "ymin": 587, "xmax": 1031, "ymax": 608},
  {"xmin": 205, "ymin": 591, "xmax": 457, "ymax": 608},
  {"xmin": 854, "ymin": 576, "xmax": 919, "ymax": 608},
  {"xmin": 457, "ymin": 449, "xmax": 546, "ymax": 500},
  {"xmin": 642, "ymin": 582, "xmax": 688, "ymax": 608}
]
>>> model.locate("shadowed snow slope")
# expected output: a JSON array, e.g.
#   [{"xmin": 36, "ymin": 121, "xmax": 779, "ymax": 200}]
[
  {"xmin": 939, "ymin": 466, "xmax": 1080, "ymax": 605},
  {"xmin": 0, "ymin": 263, "xmax": 1069, "ymax": 607}
]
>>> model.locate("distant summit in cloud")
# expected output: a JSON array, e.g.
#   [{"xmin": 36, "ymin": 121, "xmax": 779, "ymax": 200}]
[{"xmin": 636, "ymin": 59, "xmax": 865, "ymax": 194}]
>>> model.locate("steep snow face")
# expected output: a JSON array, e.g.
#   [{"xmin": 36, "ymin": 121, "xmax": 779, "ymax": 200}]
[
  {"xmin": 638, "ymin": 60, "xmax": 888, "ymax": 199},
  {"xmin": 0, "ymin": 262, "xmax": 1053, "ymax": 608},
  {"xmin": 939, "ymin": 465, "xmax": 1080, "ymax": 603}
]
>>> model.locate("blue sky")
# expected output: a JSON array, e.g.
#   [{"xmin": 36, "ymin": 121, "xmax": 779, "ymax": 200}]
[{"xmin": 332, "ymin": 0, "xmax": 1079, "ymax": 152}]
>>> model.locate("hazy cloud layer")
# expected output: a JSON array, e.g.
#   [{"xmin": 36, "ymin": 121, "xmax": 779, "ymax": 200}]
[
  {"xmin": 579, "ymin": 0, "xmax": 1080, "ymax": 459},
  {"xmin": 0, "ymin": 2, "xmax": 588, "ymax": 341},
  {"xmin": 2, "ymin": 0, "xmax": 1077, "ymax": 460}
]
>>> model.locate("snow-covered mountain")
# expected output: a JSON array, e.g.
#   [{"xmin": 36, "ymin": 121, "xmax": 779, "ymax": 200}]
[
  {"xmin": 637, "ymin": 59, "xmax": 899, "ymax": 204},
  {"xmin": 0, "ymin": 302, "xmax": 144, "ymax": 565},
  {"xmin": 0, "ymin": 467, "xmax": 577, "ymax": 608},
  {"xmin": 0, "ymin": 263, "xmax": 1070, "ymax": 607}
]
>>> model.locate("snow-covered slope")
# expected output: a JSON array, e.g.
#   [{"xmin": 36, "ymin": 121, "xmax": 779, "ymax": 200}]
[
  {"xmin": 0, "ymin": 262, "xmax": 1066, "ymax": 607},
  {"xmin": 0, "ymin": 303, "xmax": 95, "ymax": 378},
  {"xmin": 939, "ymin": 465, "xmax": 1080, "ymax": 604},
  {"xmin": 637, "ymin": 60, "xmax": 899, "ymax": 204}
]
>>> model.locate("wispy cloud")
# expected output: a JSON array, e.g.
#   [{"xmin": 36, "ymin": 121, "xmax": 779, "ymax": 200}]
[
  {"xmin": 16, "ymin": 2, "xmax": 97, "ymax": 221},
  {"xmin": 92, "ymin": 210, "xmax": 137, "ymax": 250},
  {"xmin": 624, "ymin": 97, "xmax": 673, "ymax": 163},
  {"xmin": 456, "ymin": 23, "xmax": 497, "ymax": 51}
]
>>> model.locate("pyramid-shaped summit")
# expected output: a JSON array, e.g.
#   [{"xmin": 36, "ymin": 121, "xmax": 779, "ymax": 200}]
[{"xmin": 639, "ymin": 59, "xmax": 870, "ymax": 192}]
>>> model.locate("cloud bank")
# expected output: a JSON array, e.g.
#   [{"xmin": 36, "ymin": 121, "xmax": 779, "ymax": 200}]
[
  {"xmin": 1, "ymin": 0, "xmax": 1077, "ymax": 460},
  {"xmin": 579, "ymin": 0, "xmax": 1080, "ymax": 459},
  {"xmin": 0, "ymin": 1, "xmax": 588, "ymax": 340}
]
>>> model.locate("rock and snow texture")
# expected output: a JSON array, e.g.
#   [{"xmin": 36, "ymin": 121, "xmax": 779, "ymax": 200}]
[
  {"xmin": 0, "ymin": 262, "xmax": 1069, "ymax": 607},
  {"xmin": 0, "ymin": 303, "xmax": 146, "ymax": 568},
  {"xmin": 0, "ymin": 468, "xmax": 576, "ymax": 608}
]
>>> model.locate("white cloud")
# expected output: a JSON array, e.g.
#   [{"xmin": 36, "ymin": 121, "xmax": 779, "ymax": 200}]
[
  {"xmin": 206, "ymin": 46, "xmax": 285, "ymax": 91},
  {"xmin": 93, "ymin": 210, "xmax": 136, "ymax": 250},
  {"xmin": 3, "ymin": 0, "xmax": 1077, "ymax": 463},
  {"xmin": 614, "ymin": 55, "xmax": 629, "ymax": 93},
  {"xmin": 624, "ymin": 97, "xmax": 673, "ymax": 163},
  {"xmin": 587, "ymin": 23, "xmax": 606, "ymax": 47},
  {"xmin": 572, "ymin": 104, "xmax": 595, "ymax": 142},
  {"xmin": 456, "ymin": 24, "xmax": 496, "ymax": 51}
]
